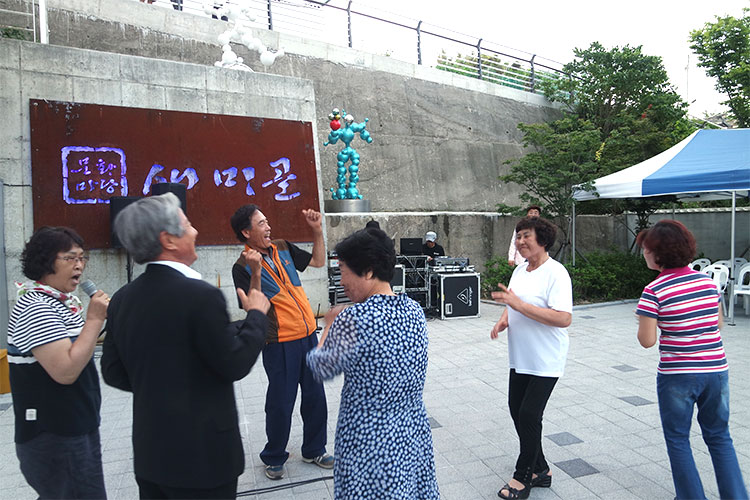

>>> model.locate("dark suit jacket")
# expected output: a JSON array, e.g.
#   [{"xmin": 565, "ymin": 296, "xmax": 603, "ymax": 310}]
[{"xmin": 101, "ymin": 264, "xmax": 268, "ymax": 489}]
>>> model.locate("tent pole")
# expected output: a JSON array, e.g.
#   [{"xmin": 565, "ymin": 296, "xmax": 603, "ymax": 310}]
[
  {"xmin": 572, "ymin": 201, "xmax": 576, "ymax": 267},
  {"xmin": 728, "ymin": 192, "xmax": 736, "ymax": 325}
]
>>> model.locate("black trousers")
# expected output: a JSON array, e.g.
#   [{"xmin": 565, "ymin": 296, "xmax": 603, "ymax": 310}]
[
  {"xmin": 136, "ymin": 476, "xmax": 237, "ymax": 499},
  {"xmin": 16, "ymin": 430, "xmax": 107, "ymax": 499},
  {"xmin": 508, "ymin": 369, "xmax": 558, "ymax": 484},
  {"xmin": 260, "ymin": 333, "xmax": 328, "ymax": 466}
]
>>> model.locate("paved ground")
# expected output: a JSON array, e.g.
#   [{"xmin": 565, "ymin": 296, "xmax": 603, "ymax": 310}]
[{"xmin": 1, "ymin": 300, "xmax": 749, "ymax": 499}]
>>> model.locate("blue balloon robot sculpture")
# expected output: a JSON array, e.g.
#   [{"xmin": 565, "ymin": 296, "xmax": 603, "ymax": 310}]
[{"xmin": 324, "ymin": 108, "xmax": 373, "ymax": 200}]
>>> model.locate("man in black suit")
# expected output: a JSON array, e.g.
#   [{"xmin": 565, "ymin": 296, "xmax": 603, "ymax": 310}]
[{"xmin": 102, "ymin": 192, "xmax": 270, "ymax": 499}]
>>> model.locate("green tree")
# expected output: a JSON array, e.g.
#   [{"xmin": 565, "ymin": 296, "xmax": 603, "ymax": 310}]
[
  {"xmin": 541, "ymin": 42, "xmax": 687, "ymax": 137},
  {"xmin": 503, "ymin": 43, "xmax": 693, "ymax": 261},
  {"xmin": 690, "ymin": 9, "xmax": 750, "ymax": 127},
  {"xmin": 501, "ymin": 117, "xmax": 601, "ymax": 255}
]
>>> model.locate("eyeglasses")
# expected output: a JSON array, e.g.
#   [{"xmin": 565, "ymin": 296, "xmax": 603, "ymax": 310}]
[{"xmin": 57, "ymin": 255, "xmax": 90, "ymax": 264}]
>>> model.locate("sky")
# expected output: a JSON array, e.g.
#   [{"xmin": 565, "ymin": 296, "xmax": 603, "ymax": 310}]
[{"xmin": 337, "ymin": 0, "xmax": 749, "ymax": 119}]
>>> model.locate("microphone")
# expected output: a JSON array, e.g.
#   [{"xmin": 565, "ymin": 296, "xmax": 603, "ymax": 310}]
[
  {"xmin": 80, "ymin": 279, "xmax": 98, "ymax": 297},
  {"xmin": 80, "ymin": 279, "xmax": 108, "ymax": 337}
]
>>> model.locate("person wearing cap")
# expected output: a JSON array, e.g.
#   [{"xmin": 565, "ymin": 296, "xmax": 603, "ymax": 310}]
[{"xmin": 422, "ymin": 231, "xmax": 445, "ymax": 263}]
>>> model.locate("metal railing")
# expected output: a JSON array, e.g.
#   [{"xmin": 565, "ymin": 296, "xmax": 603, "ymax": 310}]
[
  {"xmin": 141, "ymin": 0, "xmax": 569, "ymax": 96},
  {"xmin": 0, "ymin": 1, "xmax": 37, "ymax": 42}
]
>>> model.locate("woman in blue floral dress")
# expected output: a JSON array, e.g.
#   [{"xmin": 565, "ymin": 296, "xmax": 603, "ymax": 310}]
[{"xmin": 307, "ymin": 228, "xmax": 439, "ymax": 500}]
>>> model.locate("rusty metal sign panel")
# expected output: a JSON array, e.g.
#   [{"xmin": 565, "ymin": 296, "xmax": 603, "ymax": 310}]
[{"xmin": 29, "ymin": 99, "xmax": 319, "ymax": 248}]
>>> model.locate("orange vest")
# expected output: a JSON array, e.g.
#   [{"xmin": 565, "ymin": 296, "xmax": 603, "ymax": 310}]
[{"xmin": 245, "ymin": 241, "xmax": 316, "ymax": 343}]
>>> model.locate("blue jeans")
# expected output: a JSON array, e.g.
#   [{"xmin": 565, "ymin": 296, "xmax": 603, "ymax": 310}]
[{"xmin": 657, "ymin": 371, "xmax": 748, "ymax": 500}]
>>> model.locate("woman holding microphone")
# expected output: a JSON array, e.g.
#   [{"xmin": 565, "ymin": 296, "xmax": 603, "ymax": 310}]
[{"xmin": 8, "ymin": 226, "xmax": 109, "ymax": 498}]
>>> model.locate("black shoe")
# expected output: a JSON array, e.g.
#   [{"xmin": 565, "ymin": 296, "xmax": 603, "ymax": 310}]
[
  {"xmin": 530, "ymin": 468, "xmax": 552, "ymax": 488},
  {"xmin": 498, "ymin": 482, "xmax": 530, "ymax": 499}
]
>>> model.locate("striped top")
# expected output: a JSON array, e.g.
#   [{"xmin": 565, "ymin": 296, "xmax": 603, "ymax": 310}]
[
  {"xmin": 636, "ymin": 266, "xmax": 727, "ymax": 374},
  {"xmin": 8, "ymin": 291, "xmax": 84, "ymax": 360},
  {"xmin": 7, "ymin": 290, "xmax": 101, "ymax": 443}
]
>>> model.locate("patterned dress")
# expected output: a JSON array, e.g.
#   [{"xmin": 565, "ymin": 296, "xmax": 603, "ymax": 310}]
[{"xmin": 307, "ymin": 294, "xmax": 439, "ymax": 500}]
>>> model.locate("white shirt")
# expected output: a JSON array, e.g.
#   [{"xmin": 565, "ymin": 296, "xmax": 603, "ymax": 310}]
[
  {"xmin": 150, "ymin": 260, "xmax": 202, "ymax": 280},
  {"xmin": 508, "ymin": 230, "xmax": 525, "ymax": 266},
  {"xmin": 507, "ymin": 257, "xmax": 572, "ymax": 377}
]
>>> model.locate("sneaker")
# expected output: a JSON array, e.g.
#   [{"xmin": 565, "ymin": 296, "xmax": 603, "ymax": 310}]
[
  {"xmin": 302, "ymin": 453, "xmax": 334, "ymax": 469},
  {"xmin": 264, "ymin": 464, "xmax": 284, "ymax": 480}
]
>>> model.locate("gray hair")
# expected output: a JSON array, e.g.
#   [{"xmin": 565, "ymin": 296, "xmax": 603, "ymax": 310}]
[{"xmin": 113, "ymin": 192, "xmax": 185, "ymax": 264}]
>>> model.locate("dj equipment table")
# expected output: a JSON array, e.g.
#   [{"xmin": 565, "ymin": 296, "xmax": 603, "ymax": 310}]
[{"xmin": 328, "ymin": 253, "xmax": 480, "ymax": 319}]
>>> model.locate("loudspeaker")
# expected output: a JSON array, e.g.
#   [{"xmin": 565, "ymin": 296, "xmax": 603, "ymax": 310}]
[
  {"xmin": 151, "ymin": 182, "xmax": 187, "ymax": 215},
  {"xmin": 436, "ymin": 272, "xmax": 480, "ymax": 319},
  {"xmin": 109, "ymin": 196, "xmax": 141, "ymax": 248},
  {"xmin": 390, "ymin": 264, "xmax": 405, "ymax": 294}
]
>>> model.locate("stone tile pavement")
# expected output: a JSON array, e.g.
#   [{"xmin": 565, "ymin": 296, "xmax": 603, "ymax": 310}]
[{"xmin": 1, "ymin": 300, "xmax": 749, "ymax": 499}]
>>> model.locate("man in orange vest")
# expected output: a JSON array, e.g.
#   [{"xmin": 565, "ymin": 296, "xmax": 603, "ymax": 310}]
[{"xmin": 230, "ymin": 205, "xmax": 331, "ymax": 480}]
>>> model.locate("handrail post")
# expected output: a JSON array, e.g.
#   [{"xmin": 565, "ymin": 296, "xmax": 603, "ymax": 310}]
[
  {"xmin": 39, "ymin": 0, "xmax": 48, "ymax": 44},
  {"xmin": 31, "ymin": 0, "xmax": 37, "ymax": 43},
  {"xmin": 476, "ymin": 38, "xmax": 482, "ymax": 79},
  {"xmin": 416, "ymin": 20, "xmax": 422, "ymax": 65},
  {"xmin": 347, "ymin": 0, "xmax": 353, "ymax": 48},
  {"xmin": 530, "ymin": 54, "xmax": 536, "ymax": 92},
  {"xmin": 267, "ymin": 0, "xmax": 273, "ymax": 31},
  {"xmin": 571, "ymin": 201, "xmax": 576, "ymax": 267}
]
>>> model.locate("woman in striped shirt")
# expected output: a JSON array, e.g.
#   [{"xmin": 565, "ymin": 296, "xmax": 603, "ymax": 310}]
[
  {"xmin": 636, "ymin": 220, "xmax": 747, "ymax": 500},
  {"xmin": 8, "ymin": 227, "xmax": 110, "ymax": 498}
]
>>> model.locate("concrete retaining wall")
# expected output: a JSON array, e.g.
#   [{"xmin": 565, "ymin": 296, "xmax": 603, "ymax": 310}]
[
  {"xmin": 2, "ymin": 0, "xmax": 744, "ymax": 333},
  {"xmin": 626, "ymin": 209, "xmax": 750, "ymax": 262},
  {"xmin": 0, "ymin": 39, "xmax": 328, "ymax": 320},
  {"xmin": 1, "ymin": 0, "xmax": 564, "ymax": 212}
]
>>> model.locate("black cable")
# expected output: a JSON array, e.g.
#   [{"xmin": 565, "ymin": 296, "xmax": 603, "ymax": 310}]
[{"xmin": 236, "ymin": 475, "xmax": 333, "ymax": 496}]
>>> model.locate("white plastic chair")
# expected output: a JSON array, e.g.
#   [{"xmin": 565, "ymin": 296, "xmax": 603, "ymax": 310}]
[
  {"xmin": 733, "ymin": 263, "xmax": 750, "ymax": 316},
  {"xmin": 733, "ymin": 258, "xmax": 748, "ymax": 276},
  {"xmin": 690, "ymin": 258, "xmax": 711, "ymax": 271},
  {"xmin": 703, "ymin": 264, "xmax": 730, "ymax": 316},
  {"xmin": 713, "ymin": 259, "xmax": 742, "ymax": 282}
]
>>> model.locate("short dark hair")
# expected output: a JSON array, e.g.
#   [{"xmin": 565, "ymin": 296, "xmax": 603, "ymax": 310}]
[
  {"xmin": 515, "ymin": 217, "xmax": 557, "ymax": 251},
  {"xmin": 230, "ymin": 204, "xmax": 260, "ymax": 243},
  {"xmin": 365, "ymin": 220, "xmax": 380, "ymax": 230},
  {"xmin": 334, "ymin": 228, "xmax": 395, "ymax": 282},
  {"xmin": 526, "ymin": 205, "xmax": 542, "ymax": 214},
  {"xmin": 636, "ymin": 219, "xmax": 696, "ymax": 268},
  {"xmin": 21, "ymin": 226, "xmax": 85, "ymax": 280}
]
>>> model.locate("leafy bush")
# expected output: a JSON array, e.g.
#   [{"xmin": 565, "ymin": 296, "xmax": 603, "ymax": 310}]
[
  {"xmin": 481, "ymin": 256, "xmax": 514, "ymax": 298},
  {"xmin": 1, "ymin": 28, "xmax": 29, "ymax": 40},
  {"xmin": 482, "ymin": 251, "xmax": 658, "ymax": 303},
  {"xmin": 568, "ymin": 251, "xmax": 658, "ymax": 302}
]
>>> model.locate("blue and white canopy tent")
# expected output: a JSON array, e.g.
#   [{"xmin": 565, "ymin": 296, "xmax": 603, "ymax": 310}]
[{"xmin": 572, "ymin": 128, "xmax": 750, "ymax": 323}]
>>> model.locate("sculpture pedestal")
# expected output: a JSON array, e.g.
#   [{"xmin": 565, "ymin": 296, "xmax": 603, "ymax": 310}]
[{"xmin": 324, "ymin": 199, "xmax": 371, "ymax": 213}]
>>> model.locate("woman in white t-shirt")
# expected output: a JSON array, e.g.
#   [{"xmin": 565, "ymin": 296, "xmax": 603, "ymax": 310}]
[{"xmin": 490, "ymin": 217, "xmax": 573, "ymax": 500}]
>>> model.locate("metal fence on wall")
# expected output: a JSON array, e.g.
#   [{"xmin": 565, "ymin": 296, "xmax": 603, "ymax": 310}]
[{"xmin": 146, "ymin": 0, "xmax": 570, "ymax": 95}]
